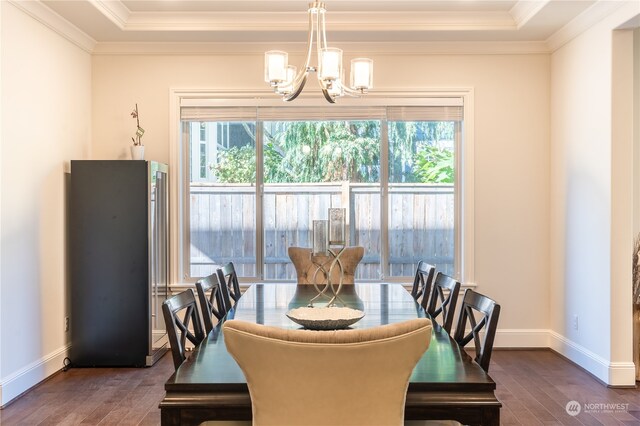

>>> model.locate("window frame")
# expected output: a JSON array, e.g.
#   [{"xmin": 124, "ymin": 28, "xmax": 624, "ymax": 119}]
[{"xmin": 169, "ymin": 89, "xmax": 475, "ymax": 287}]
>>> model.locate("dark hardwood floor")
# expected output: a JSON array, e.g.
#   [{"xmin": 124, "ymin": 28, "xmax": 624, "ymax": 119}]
[
  {"xmin": 491, "ymin": 351, "xmax": 640, "ymax": 425},
  {"xmin": 0, "ymin": 352, "xmax": 173, "ymax": 425},
  {"xmin": 1, "ymin": 349, "xmax": 639, "ymax": 425}
]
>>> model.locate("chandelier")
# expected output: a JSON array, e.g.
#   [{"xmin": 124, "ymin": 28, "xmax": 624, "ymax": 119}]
[{"xmin": 264, "ymin": 2, "xmax": 373, "ymax": 103}]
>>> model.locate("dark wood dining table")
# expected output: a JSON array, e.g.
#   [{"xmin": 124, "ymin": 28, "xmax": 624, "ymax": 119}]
[{"xmin": 160, "ymin": 283, "xmax": 501, "ymax": 425}]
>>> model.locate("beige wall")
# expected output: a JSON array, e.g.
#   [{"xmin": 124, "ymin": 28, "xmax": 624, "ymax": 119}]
[
  {"xmin": 92, "ymin": 51, "xmax": 551, "ymax": 338},
  {"xmin": 634, "ymin": 29, "xmax": 640, "ymax": 240},
  {"xmin": 550, "ymin": 4, "xmax": 639, "ymax": 385},
  {"xmin": 0, "ymin": 2, "xmax": 91, "ymax": 405}
]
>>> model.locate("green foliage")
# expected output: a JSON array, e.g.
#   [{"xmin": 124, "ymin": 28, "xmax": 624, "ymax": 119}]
[
  {"xmin": 211, "ymin": 145, "xmax": 256, "ymax": 183},
  {"xmin": 388, "ymin": 121, "xmax": 455, "ymax": 183},
  {"xmin": 218, "ymin": 121, "xmax": 380, "ymax": 184},
  {"xmin": 388, "ymin": 122, "xmax": 418, "ymax": 183},
  {"xmin": 415, "ymin": 145, "xmax": 454, "ymax": 183},
  {"xmin": 211, "ymin": 119, "xmax": 454, "ymax": 185},
  {"xmin": 273, "ymin": 121, "xmax": 379, "ymax": 183}
]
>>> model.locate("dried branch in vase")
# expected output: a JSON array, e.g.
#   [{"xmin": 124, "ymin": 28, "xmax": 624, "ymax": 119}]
[{"xmin": 130, "ymin": 103, "xmax": 145, "ymax": 146}]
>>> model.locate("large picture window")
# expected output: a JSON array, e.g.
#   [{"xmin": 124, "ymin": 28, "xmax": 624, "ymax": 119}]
[{"xmin": 180, "ymin": 100, "xmax": 463, "ymax": 282}]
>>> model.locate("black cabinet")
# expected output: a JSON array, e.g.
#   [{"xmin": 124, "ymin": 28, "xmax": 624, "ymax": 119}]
[{"xmin": 69, "ymin": 160, "xmax": 169, "ymax": 367}]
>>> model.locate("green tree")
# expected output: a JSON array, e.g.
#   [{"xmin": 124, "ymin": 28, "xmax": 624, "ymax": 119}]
[
  {"xmin": 211, "ymin": 119, "xmax": 454, "ymax": 184},
  {"xmin": 388, "ymin": 121, "xmax": 455, "ymax": 183},
  {"xmin": 211, "ymin": 145, "xmax": 255, "ymax": 183},
  {"xmin": 263, "ymin": 121, "xmax": 380, "ymax": 183},
  {"xmin": 415, "ymin": 144, "xmax": 454, "ymax": 183}
]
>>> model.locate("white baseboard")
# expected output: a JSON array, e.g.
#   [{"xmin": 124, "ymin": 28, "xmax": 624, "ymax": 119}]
[
  {"xmin": 494, "ymin": 328, "xmax": 550, "ymax": 348},
  {"xmin": 549, "ymin": 331, "xmax": 635, "ymax": 386},
  {"xmin": 476, "ymin": 328, "xmax": 635, "ymax": 386},
  {"xmin": 0, "ymin": 344, "xmax": 70, "ymax": 407}
]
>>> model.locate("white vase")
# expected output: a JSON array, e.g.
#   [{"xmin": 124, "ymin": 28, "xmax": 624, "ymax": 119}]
[{"xmin": 131, "ymin": 145, "xmax": 145, "ymax": 160}]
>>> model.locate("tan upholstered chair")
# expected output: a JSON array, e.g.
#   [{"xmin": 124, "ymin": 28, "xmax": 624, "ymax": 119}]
[
  {"xmin": 223, "ymin": 318, "xmax": 432, "ymax": 426},
  {"xmin": 288, "ymin": 246, "xmax": 364, "ymax": 285}
]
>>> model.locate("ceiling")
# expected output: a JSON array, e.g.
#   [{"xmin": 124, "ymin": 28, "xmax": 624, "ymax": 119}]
[{"xmin": 37, "ymin": 0, "xmax": 624, "ymax": 45}]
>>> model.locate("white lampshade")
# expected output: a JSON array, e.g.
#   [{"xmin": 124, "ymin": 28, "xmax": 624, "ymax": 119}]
[
  {"xmin": 277, "ymin": 65, "xmax": 298, "ymax": 94},
  {"xmin": 265, "ymin": 51, "xmax": 288, "ymax": 84},
  {"xmin": 350, "ymin": 58, "xmax": 373, "ymax": 90},
  {"xmin": 328, "ymin": 67, "xmax": 345, "ymax": 98},
  {"xmin": 319, "ymin": 47, "xmax": 343, "ymax": 81},
  {"xmin": 328, "ymin": 80, "xmax": 342, "ymax": 98},
  {"xmin": 285, "ymin": 65, "xmax": 297, "ymax": 84}
]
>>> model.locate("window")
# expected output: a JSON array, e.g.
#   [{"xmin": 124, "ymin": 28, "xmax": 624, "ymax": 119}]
[
  {"xmin": 261, "ymin": 119, "xmax": 381, "ymax": 280},
  {"xmin": 387, "ymin": 111, "xmax": 460, "ymax": 278},
  {"xmin": 178, "ymin": 99, "xmax": 465, "ymax": 282}
]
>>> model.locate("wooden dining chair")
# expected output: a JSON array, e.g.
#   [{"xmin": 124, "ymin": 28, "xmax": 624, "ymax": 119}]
[
  {"xmin": 424, "ymin": 272, "xmax": 461, "ymax": 334},
  {"xmin": 453, "ymin": 289, "xmax": 501, "ymax": 372},
  {"xmin": 216, "ymin": 262, "xmax": 242, "ymax": 308},
  {"xmin": 162, "ymin": 289, "xmax": 206, "ymax": 370},
  {"xmin": 224, "ymin": 318, "xmax": 432, "ymax": 426},
  {"xmin": 195, "ymin": 272, "xmax": 229, "ymax": 335},
  {"xmin": 410, "ymin": 261, "xmax": 436, "ymax": 305}
]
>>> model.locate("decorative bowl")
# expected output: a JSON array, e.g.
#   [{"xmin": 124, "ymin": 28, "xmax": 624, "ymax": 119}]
[{"xmin": 286, "ymin": 306, "xmax": 365, "ymax": 330}]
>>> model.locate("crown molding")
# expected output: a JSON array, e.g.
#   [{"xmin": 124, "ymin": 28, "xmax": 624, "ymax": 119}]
[
  {"xmin": 509, "ymin": 0, "xmax": 550, "ymax": 29},
  {"xmin": 8, "ymin": 0, "xmax": 96, "ymax": 53},
  {"xmin": 92, "ymin": 40, "xmax": 550, "ymax": 56},
  {"xmin": 87, "ymin": 0, "xmax": 130, "ymax": 29},
  {"xmin": 546, "ymin": 0, "xmax": 628, "ymax": 52},
  {"xmin": 113, "ymin": 10, "xmax": 517, "ymax": 33}
]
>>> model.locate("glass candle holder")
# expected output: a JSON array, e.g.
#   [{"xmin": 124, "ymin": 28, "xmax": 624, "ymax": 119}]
[
  {"xmin": 312, "ymin": 220, "xmax": 329, "ymax": 256},
  {"xmin": 328, "ymin": 208, "xmax": 346, "ymax": 245}
]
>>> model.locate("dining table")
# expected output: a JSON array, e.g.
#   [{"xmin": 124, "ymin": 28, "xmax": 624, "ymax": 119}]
[{"xmin": 159, "ymin": 283, "xmax": 501, "ymax": 425}]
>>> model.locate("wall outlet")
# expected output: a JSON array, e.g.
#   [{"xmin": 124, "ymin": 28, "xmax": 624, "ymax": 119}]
[
  {"xmin": 573, "ymin": 314, "xmax": 578, "ymax": 331},
  {"xmin": 65, "ymin": 317, "xmax": 70, "ymax": 332}
]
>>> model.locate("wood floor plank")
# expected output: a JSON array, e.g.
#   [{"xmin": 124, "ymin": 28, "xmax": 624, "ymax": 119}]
[
  {"xmin": 497, "ymin": 404, "xmax": 522, "ymax": 425},
  {"xmin": 508, "ymin": 359, "xmax": 601, "ymax": 426}
]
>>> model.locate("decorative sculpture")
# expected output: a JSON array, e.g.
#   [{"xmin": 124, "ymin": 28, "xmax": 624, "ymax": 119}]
[{"xmin": 308, "ymin": 208, "xmax": 347, "ymax": 307}]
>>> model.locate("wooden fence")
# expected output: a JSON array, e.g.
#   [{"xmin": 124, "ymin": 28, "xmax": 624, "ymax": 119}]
[{"xmin": 189, "ymin": 182, "xmax": 454, "ymax": 280}]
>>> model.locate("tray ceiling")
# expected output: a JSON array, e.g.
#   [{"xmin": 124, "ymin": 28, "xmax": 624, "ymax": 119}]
[{"xmin": 36, "ymin": 0, "xmax": 622, "ymax": 44}]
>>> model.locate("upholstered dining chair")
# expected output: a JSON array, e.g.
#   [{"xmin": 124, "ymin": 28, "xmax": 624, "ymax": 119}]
[
  {"xmin": 195, "ymin": 272, "xmax": 229, "ymax": 335},
  {"xmin": 217, "ymin": 262, "xmax": 242, "ymax": 308},
  {"xmin": 162, "ymin": 289, "xmax": 206, "ymax": 370},
  {"xmin": 410, "ymin": 261, "xmax": 436, "ymax": 305},
  {"xmin": 288, "ymin": 246, "xmax": 364, "ymax": 285},
  {"xmin": 453, "ymin": 289, "xmax": 501, "ymax": 372},
  {"xmin": 224, "ymin": 318, "xmax": 432, "ymax": 426},
  {"xmin": 424, "ymin": 272, "xmax": 461, "ymax": 335}
]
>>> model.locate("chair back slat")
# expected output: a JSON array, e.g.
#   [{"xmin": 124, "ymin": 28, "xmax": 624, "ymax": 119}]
[
  {"xmin": 425, "ymin": 272, "xmax": 461, "ymax": 334},
  {"xmin": 410, "ymin": 261, "xmax": 436, "ymax": 305},
  {"xmin": 162, "ymin": 289, "xmax": 205, "ymax": 370},
  {"xmin": 195, "ymin": 273, "xmax": 229, "ymax": 335},
  {"xmin": 217, "ymin": 262, "xmax": 241, "ymax": 306},
  {"xmin": 453, "ymin": 289, "xmax": 501, "ymax": 372}
]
